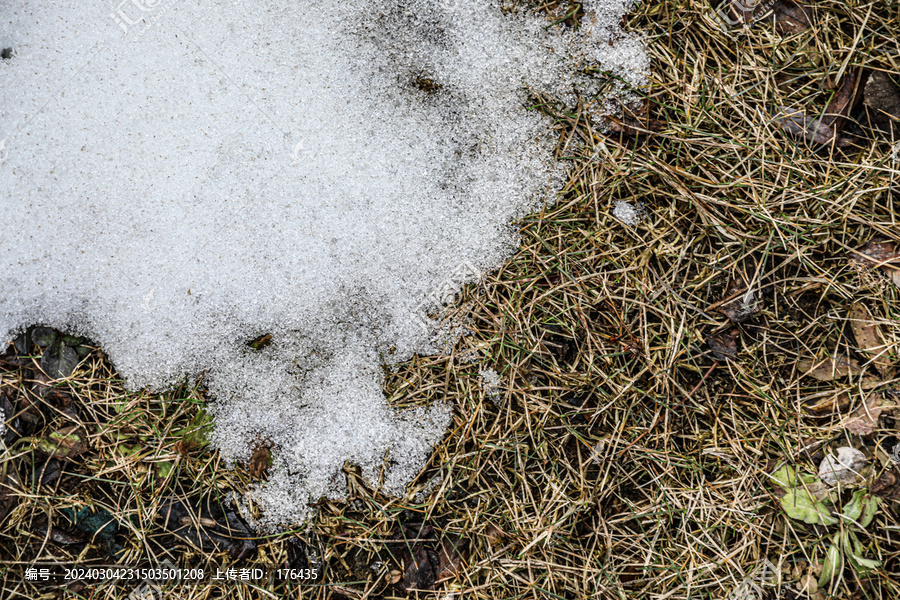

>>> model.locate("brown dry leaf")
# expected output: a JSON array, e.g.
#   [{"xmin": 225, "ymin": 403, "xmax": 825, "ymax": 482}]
[
  {"xmin": 861, "ymin": 376, "xmax": 885, "ymax": 389},
  {"xmin": 862, "ymin": 71, "xmax": 900, "ymax": 136},
  {"xmin": 772, "ymin": 0, "xmax": 812, "ymax": 34},
  {"xmin": 707, "ymin": 329, "xmax": 738, "ymax": 361},
  {"xmin": 822, "ymin": 69, "xmax": 861, "ymax": 133},
  {"xmin": 798, "ymin": 355, "xmax": 860, "ymax": 381},
  {"xmin": 774, "ymin": 107, "xmax": 853, "ymax": 147},
  {"xmin": 872, "ymin": 468, "xmax": 900, "ymax": 501},
  {"xmin": 852, "ymin": 238, "xmax": 900, "ymax": 268},
  {"xmin": 434, "ymin": 536, "xmax": 466, "ymax": 584},
  {"xmin": 842, "ymin": 394, "xmax": 887, "ymax": 436},
  {"xmin": 387, "ymin": 522, "xmax": 467, "ymax": 592},
  {"xmin": 606, "ymin": 116, "xmax": 665, "ymax": 138},
  {"xmin": 605, "ymin": 97, "xmax": 664, "ymax": 141},
  {"xmin": 807, "ymin": 391, "xmax": 852, "ymax": 415},
  {"xmin": 848, "ymin": 303, "xmax": 893, "ymax": 375},
  {"xmin": 850, "ymin": 238, "xmax": 900, "ymax": 290},
  {"xmin": 247, "ymin": 442, "xmax": 272, "ymax": 479},
  {"xmin": 718, "ymin": 277, "xmax": 762, "ymax": 323},
  {"xmin": 484, "ymin": 522, "xmax": 505, "ymax": 549},
  {"xmin": 806, "ymin": 478, "xmax": 831, "ymax": 502}
]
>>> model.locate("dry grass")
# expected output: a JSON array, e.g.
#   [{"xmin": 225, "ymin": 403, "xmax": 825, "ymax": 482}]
[{"xmin": 3, "ymin": 0, "xmax": 900, "ymax": 598}]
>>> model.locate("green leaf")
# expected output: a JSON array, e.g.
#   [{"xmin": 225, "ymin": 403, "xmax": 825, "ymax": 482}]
[
  {"xmin": 841, "ymin": 491, "xmax": 880, "ymax": 527},
  {"xmin": 840, "ymin": 529, "xmax": 853, "ymax": 556},
  {"xmin": 117, "ymin": 444, "xmax": 141, "ymax": 457},
  {"xmin": 800, "ymin": 472, "xmax": 818, "ymax": 484},
  {"xmin": 156, "ymin": 461, "xmax": 173, "ymax": 479},
  {"xmin": 841, "ymin": 489, "xmax": 866, "ymax": 522},
  {"xmin": 772, "ymin": 465, "xmax": 818, "ymax": 489},
  {"xmin": 818, "ymin": 534, "xmax": 843, "ymax": 587},
  {"xmin": 780, "ymin": 488, "xmax": 839, "ymax": 526},
  {"xmin": 849, "ymin": 529, "xmax": 864, "ymax": 557},
  {"xmin": 61, "ymin": 334, "xmax": 86, "ymax": 346},
  {"xmin": 847, "ymin": 553, "xmax": 881, "ymax": 571},
  {"xmin": 181, "ymin": 410, "xmax": 213, "ymax": 450},
  {"xmin": 31, "ymin": 326, "xmax": 58, "ymax": 347},
  {"xmin": 860, "ymin": 494, "xmax": 882, "ymax": 527},
  {"xmin": 35, "ymin": 426, "xmax": 87, "ymax": 460},
  {"xmin": 772, "ymin": 465, "xmax": 799, "ymax": 488},
  {"xmin": 248, "ymin": 333, "xmax": 273, "ymax": 351},
  {"xmin": 843, "ymin": 530, "xmax": 882, "ymax": 572}
]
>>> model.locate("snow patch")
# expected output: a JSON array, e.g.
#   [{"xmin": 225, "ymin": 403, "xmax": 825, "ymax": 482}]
[
  {"xmin": 479, "ymin": 368, "xmax": 503, "ymax": 407},
  {"xmin": 0, "ymin": 0, "xmax": 647, "ymax": 529},
  {"xmin": 613, "ymin": 200, "xmax": 643, "ymax": 226}
]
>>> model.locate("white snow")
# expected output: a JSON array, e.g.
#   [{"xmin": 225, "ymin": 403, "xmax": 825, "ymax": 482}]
[
  {"xmin": 479, "ymin": 367, "xmax": 503, "ymax": 407},
  {"xmin": 0, "ymin": 0, "xmax": 647, "ymax": 529},
  {"xmin": 613, "ymin": 200, "xmax": 642, "ymax": 226}
]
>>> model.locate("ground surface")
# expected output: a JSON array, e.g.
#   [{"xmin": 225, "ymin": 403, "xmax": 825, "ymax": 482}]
[{"xmin": 3, "ymin": 0, "xmax": 900, "ymax": 599}]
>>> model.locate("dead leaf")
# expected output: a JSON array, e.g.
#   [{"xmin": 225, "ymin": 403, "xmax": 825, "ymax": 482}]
[
  {"xmin": 871, "ymin": 467, "xmax": 900, "ymax": 500},
  {"xmin": 387, "ymin": 522, "xmax": 467, "ymax": 592},
  {"xmin": 718, "ymin": 277, "xmax": 762, "ymax": 323},
  {"xmin": 807, "ymin": 391, "xmax": 852, "ymax": 415},
  {"xmin": 797, "ymin": 438, "xmax": 826, "ymax": 465},
  {"xmin": 284, "ymin": 537, "xmax": 321, "ymax": 580},
  {"xmin": 822, "ymin": 69, "xmax": 862, "ymax": 135},
  {"xmin": 861, "ymin": 375, "xmax": 885, "ymax": 390},
  {"xmin": 806, "ymin": 478, "xmax": 831, "ymax": 502},
  {"xmin": 818, "ymin": 446, "xmax": 867, "ymax": 487},
  {"xmin": 435, "ymin": 536, "xmax": 466, "ymax": 584},
  {"xmin": 35, "ymin": 523, "xmax": 85, "ymax": 545},
  {"xmin": 158, "ymin": 495, "xmax": 256, "ymax": 560},
  {"xmin": 850, "ymin": 238, "xmax": 900, "ymax": 290},
  {"xmin": 607, "ymin": 116, "xmax": 665, "ymax": 137},
  {"xmin": 36, "ymin": 426, "xmax": 88, "ymax": 460},
  {"xmin": 862, "ymin": 71, "xmax": 900, "ymax": 136},
  {"xmin": 247, "ymin": 442, "xmax": 272, "ymax": 479},
  {"xmin": 707, "ymin": 329, "xmax": 738, "ymax": 361},
  {"xmin": 848, "ymin": 303, "xmax": 893, "ymax": 375},
  {"xmin": 852, "ymin": 238, "xmax": 900, "ymax": 268},
  {"xmin": 34, "ymin": 458, "xmax": 63, "ymax": 488},
  {"xmin": 842, "ymin": 394, "xmax": 886, "ymax": 436},
  {"xmin": 798, "ymin": 355, "xmax": 860, "ymax": 381},
  {"xmin": 484, "ymin": 522, "xmax": 505, "ymax": 548},
  {"xmin": 721, "ymin": 0, "xmax": 810, "ymax": 30},
  {"xmin": 392, "ymin": 522, "xmax": 437, "ymax": 591},
  {"xmin": 40, "ymin": 339, "xmax": 80, "ymax": 380},
  {"xmin": 774, "ymin": 107, "xmax": 853, "ymax": 147}
]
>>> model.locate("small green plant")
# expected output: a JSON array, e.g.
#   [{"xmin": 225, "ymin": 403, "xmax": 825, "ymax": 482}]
[{"xmin": 771, "ymin": 465, "xmax": 882, "ymax": 588}]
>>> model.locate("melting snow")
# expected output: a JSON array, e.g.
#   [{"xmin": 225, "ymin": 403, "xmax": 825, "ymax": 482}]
[{"xmin": 0, "ymin": 0, "xmax": 647, "ymax": 529}]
